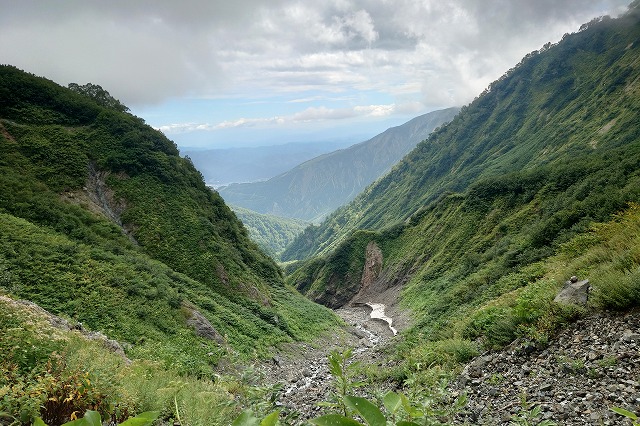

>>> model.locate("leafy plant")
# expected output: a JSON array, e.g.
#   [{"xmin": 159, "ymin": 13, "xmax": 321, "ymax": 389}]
[
  {"xmin": 610, "ymin": 406, "xmax": 640, "ymax": 425},
  {"xmin": 33, "ymin": 409, "xmax": 159, "ymax": 426},
  {"xmin": 231, "ymin": 410, "xmax": 279, "ymax": 426},
  {"xmin": 318, "ymin": 349, "xmax": 365, "ymax": 416},
  {"xmin": 311, "ymin": 350, "xmax": 466, "ymax": 426},
  {"xmin": 509, "ymin": 393, "xmax": 556, "ymax": 426}
]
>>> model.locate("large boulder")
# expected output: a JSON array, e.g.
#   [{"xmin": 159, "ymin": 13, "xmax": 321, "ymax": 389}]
[{"xmin": 554, "ymin": 276, "xmax": 591, "ymax": 306}]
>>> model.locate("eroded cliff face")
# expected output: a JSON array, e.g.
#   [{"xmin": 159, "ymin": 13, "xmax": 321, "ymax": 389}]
[
  {"xmin": 360, "ymin": 241, "xmax": 383, "ymax": 293},
  {"xmin": 300, "ymin": 238, "xmax": 414, "ymax": 316},
  {"xmin": 306, "ymin": 240, "xmax": 384, "ymax": 309},
  {"xmin": 62, "ymin": 162, "xmax": 137, "ymax": 245}
]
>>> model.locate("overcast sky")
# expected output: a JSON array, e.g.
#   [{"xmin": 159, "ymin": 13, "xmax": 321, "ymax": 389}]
[{"xmin": 0, "ymin": 0, "xmax": 631, "ymax": 149}]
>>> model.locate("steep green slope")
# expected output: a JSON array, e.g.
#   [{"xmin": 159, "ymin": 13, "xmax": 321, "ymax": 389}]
[
  {"xmin": 282, "ymin": 10, "xmax": 640, "ymax": 262},
  {"xmin": 230, "ymin": 205, "xmax": 309, "ymax": 257},
  {"xmin": 285, "ymin": 6, "xmax": 640, "ymax": 343},
  {"xmin": 219, "ymin": 108, "xmax": 459, "ymax": 222},
  {"xmin": 0, "ymin": 65, "xmax": 339, "ymax": 369}
]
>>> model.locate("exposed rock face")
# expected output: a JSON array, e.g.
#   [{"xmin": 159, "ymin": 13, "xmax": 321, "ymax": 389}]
[
  {"xmin": 184, "ymin": 307, "xmax": 225, "ymax": 344},
  {"xmin": 453, "ymin": 309, "xmax": 640, "ymax": 425},
  {"xmin": 62, "ymin": 162, "xmax": 137, "ymax": 245},
  {"xmin": 313, "ymin": 273, "xmax": 361, "ymax": 309},
  {"xmin": 554, "ymin": 276, "xmax": 591, "ymax": 306},
  {"xmin": 359, "ymin": 241, "xmax": 383, "ymax": 295}
]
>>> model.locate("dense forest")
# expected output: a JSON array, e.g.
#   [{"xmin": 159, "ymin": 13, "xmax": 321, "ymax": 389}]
[{"xmin": 230, "ymin": 205, "xmax": 309, "ymax": 257}]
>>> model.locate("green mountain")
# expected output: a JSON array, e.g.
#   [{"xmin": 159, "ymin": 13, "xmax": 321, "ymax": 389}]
[
  {"xmin": 0, "ymin": 65, "xmax": 338, "ymax": 373},
  {"xmin": 283, "ymin": 10, "xmax": 640, "ymax": 263},
  {"xmin": 218, "ymin": 108, "xmax": 459, "ymax": 223},
  {"xmin": 229, "ymin": 205, "xmax": 309, "ymax": 257},
  {"xmin": 285, "ymin": 5, "xmax": 640, "ymax": 347},
  {"xmin": 183, "ymin": 139, "xmax": 355, "ymax": 187}
]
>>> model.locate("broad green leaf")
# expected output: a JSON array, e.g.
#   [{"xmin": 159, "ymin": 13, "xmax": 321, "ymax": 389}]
[
  {"xmin": 60, "ymin": 420, "xmax": 85, "ymax": 426},
  {"xmin": 328, "ymin": 353, "xmax": 342, "ymax": 377},
  {"xmin": 232, "ymin": 410, "xmax": 260, "ymax": 426},
  {"xmin": 119, "ymin": 411, "xmax": 161, "ymax": 426},
  {"xmin": 611, "ymin": 406, "xmax": 638, "ymax": 420},
  {"xmin": 396, "ymin": 422, "xmax": 421, "ymax": 426},
  {"xmin": 260, "ymin": 411, "xmax": 280, "ymax": 426},
  {"xmin": 32, "ymin": 418, "xmax": 47, "ymax": 426},
  {"xmin": 382, "ymin": 391, "xmax": 402, "ymax": 415},
  {"xmin": 310, "ymin": 414, "xmax": 364, "ymax": 426},
  {"xmin": 82, "ymin": 411, "xmax": 101, "ymax": 426},
  {"xmin": 343, "ymin": 396, "xmax": 386, "ymax": 426},
  {"xmin": 61, "ymin": 411, "xmax": 101, "ymax": 426},
  {"xmin": 399, "ymin": 394, "xmax": 423, "ymax": 418}
]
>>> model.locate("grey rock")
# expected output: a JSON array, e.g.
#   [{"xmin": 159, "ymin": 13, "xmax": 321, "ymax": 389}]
[
  {"xmin": 185, "ymin": 307, "xmax": 225, "ymax": 344},
  {"xmin": 554, "ymin": 278, "xmax": 591, "ymax": 305}
]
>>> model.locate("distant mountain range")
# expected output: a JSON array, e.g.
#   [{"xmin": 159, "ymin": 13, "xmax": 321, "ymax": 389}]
[
  {"xmin": 218, "ymin": 107, "xmax": 459, "ymax": 222},
  {"xmin": 183, "ymin": 139, "xmax": 356, "ymax": 187}
]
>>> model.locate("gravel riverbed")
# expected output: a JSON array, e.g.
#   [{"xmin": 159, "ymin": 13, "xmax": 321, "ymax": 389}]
[{"xmin": 259, "ymin": 306, "xmax": 640, "ymax": 425}]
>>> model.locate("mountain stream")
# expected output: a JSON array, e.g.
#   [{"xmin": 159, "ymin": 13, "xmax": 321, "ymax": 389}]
[{"xmin": 260, "ymin": 303, "xmax": 397, "ymax": 422}]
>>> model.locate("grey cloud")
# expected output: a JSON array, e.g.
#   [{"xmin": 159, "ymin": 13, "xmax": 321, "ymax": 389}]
[{"xmin": 0, "ymin": 0, "xmax": 631, "ymax": 109}]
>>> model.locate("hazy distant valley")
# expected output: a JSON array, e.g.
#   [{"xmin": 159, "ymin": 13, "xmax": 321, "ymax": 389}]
[
  {"xmin": 183, "ymin": 138, "xmax": 356, "ymax": 188},
  {"xmin": 218, "ymin": 107, "xmax": 459, "ymax": 223}
]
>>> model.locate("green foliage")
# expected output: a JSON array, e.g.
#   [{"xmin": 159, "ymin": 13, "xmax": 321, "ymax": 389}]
[
  {"xmin": 285, "ymin": 8, "xmax": 640, "ymax": 384},
  {"xmin": 0, "ymin": 64, "xmax": 344, "ymax": 424},
  {"xmin": 230, "ymin": 205, "xmax": 308, "ymax": 258},
  {"xmin": 311, "ymin": 349, "xmax": 466, "ymax": 426},
  {"xmin": 231, "ymin": 410, "xmax": 279, "ymax": 426},
  {"xmin": 285, "ymin": 6, "xmax": 640, "ymax": 262},
  {"xmin": 509, "ymin": 393, "xmax": 556, "ymax": 426},
  {"xmin": 320, "ymin": 349, "xmax": 366, "ymax": 416},
  {"xmin": 67, "ymin": 83, "xmax": 129, "ymax": 113},
  {"xmin": 34, "ymin": 410, "xmax": 159, "ymax": 426},
  {"xmin": 0, "ymin": 297, "xmax": 282, "ymax": 426},
  {"xmin": 0, "ymin": 64, "xmax": 341, "ymax": 369},
  {"xmin": 610, "ymin": 406, "xmax": 640, "ymax": 425}
]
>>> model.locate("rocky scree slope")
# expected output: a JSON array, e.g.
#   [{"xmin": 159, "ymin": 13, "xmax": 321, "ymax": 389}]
[{"xmin": 454, "ymin": 309, "xmax": 640, "ymax": 425}]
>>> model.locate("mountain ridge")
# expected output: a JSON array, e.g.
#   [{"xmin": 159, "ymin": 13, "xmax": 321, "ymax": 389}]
[
  {"xmin": 218, "ymin": 107, "xmax": 459, "ymax": 222},
  {"xmin": 282, "ymin": 10, "xmax": 640, "ymax": 262},
  {"xmin": 284, "ymin": 6, "xmax": 640, "ymax": 354},
  {"xmin": 0, "ymin": 64, "xmax": 339, "ymax": 371}
]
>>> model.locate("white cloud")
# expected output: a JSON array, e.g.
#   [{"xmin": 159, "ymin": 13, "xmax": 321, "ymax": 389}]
[
  {"xmin": 0, "ymin": 0, "xmax": 631, "ymax": 111},
  {"xmin": 159, "ymin": 101, "xmax": 413, "ymax": 133}
]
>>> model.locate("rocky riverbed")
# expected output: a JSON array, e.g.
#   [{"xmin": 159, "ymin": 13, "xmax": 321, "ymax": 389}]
[
  {"xmin": 258, "ymin": 303, "xmax": 397, "ymax": 423},
  {"xmin": 260, "ymin": 305, "xmax": 640, "ymax": 425}
]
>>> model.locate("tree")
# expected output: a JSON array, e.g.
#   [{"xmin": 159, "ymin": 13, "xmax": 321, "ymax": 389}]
[{"xmin": 67, "ymin": 82, "xmax": 130, "ymax": 113}]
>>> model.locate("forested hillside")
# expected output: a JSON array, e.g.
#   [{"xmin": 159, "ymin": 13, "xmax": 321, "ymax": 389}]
[
  {"xmin": 230, "ymin": 205, "xmax": 308, "ymax": 257},
  {"xmin": 0, "ymin": 65, "xmax": 339, "ymax": 370},
  {"xmin": 283, "ymin": 9, "xmax": 640, "ymax": 262},
  {"xmin": 285, "ymin": 6, "xmax": 640, "ymax": 347},
  {"xmin": 219, "ymin": 108, "xmax": 458, "ymax": 222}
]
